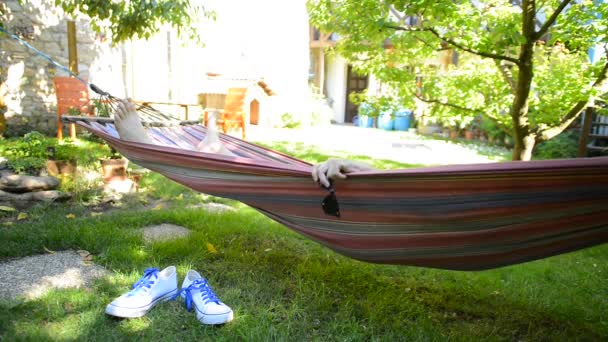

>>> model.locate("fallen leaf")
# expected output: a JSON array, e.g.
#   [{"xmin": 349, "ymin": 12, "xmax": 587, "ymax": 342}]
[
  {"xmin": 90, "ymin": 212, "xmax": 103, "ymax": 217},
  {"xmin": 0, "ymin": 206, "xmax": 16, "ymax": 212},
  {"xmin": 43, "ymin": 246, "xmax": 56, "ymax": 254},
  {"xmin": 152, "ymin": 203, "xmax": 164, "ymax": 210},
  {"xmin": 206, "ymin": 242, "xmax": 218, "ymax": 254},
  {"xmin": 2, "ymin": 221, "xmax": 13, "ymax": 227},
  {"xmin": 17, "ymin": 212, "xmax": 28, "ymax": 220},
  {"xmin": 66, "ymin": 213, "xmax": 76, "ymax": 219},
  {"xmin": 175, "ymin": 194, "xmax": 184, "ymax": 200}
]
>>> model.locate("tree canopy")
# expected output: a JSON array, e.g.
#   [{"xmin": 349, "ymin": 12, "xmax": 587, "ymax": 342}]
[
  {"xmin": 309, "ymin": 0, "xmax": 608, "ymax": 160},
  {"xmin": 56, "ymin": 0, "xmax": 212, "ymax": 44}
]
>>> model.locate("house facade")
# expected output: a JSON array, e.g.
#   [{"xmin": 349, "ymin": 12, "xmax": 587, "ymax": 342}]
[{"xmin": 1, "ymin": 0, "xmax": 311, "ymax": 134}]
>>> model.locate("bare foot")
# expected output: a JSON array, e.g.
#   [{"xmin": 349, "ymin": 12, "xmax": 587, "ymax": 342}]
[
  {"xmin": 114, "ymin": 99, "xmax": 154, "ymax": 144},
  {"xmin": 196, "ymin": 111, "xmax": 236, "ymax": 157}
]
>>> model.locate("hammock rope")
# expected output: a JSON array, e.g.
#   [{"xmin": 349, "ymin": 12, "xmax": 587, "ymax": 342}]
[{"xmin": 0, "ymin": 26, "xmax": 185, "ymax": 125}]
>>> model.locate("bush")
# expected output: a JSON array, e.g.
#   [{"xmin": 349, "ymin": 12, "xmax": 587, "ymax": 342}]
[
  {"xmin": 0, "ymin": 131, "xmax": 114, "ymax": 174},
  {"xmin": 533, "ymin": 129, "xmax": 579, "ymax": 160},
  {"xmin": 273, "ymin": 87, "xmax": 333, "ymax": 128}
]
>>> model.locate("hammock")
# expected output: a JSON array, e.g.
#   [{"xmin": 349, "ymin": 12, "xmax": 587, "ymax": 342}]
[
  {"xmin": 4, "ymin": 25, "xmax": 606, "ymax": 271},
  {"xmin": 67, "ymin": 116, "xmax": 608, "ymax": 271}
]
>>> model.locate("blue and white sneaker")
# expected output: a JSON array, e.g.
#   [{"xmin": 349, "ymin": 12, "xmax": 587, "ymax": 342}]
[
  {"xmin": 105, "ymin": 266, "xmax": 178, "ymax": 318},
  {"xmin": 176, "ymin": 270, "xmax": 234, "ymax": 325}
]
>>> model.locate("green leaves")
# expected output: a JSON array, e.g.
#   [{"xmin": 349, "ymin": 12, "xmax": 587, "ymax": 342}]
[
  {"xmin": 55, "ymin": 0, "xmax": 213, "ymax": 44},
  {"xmin": 310, "ymin": 0, "xmax": 607, "ymax": 158}
]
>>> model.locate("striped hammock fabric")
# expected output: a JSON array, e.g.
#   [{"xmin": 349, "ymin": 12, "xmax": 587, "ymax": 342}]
[{"xmin": 75, "ymin": 120, "xmax": 608, "ymax": 271}]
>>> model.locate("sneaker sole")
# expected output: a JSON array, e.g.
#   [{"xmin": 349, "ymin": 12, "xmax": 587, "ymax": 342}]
[
  {"xmin": 105, "ymin": 288, "xmax": 178, "ymax": 318},
  {"xmin": 197, "ymin": 310, "xmax": 234, "ymax": 325}
]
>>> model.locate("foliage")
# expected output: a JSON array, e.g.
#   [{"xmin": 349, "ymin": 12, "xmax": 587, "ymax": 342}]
[
  {"xmin": 479, "ymin": 117, "xmax": 507, "ymax": 144},
  {"xmin": 93, "ymin": 99, "xmax": 111, "ymax": 117},
  {"xmin": 55, "ymin": 0, "xmax": 214, "ymax": 44},
  {"xmin": 279, "ymin": 112, "xmax": 302, "ymax": 129},
  {"xmin": 309, "ymin": 0, "xmax": 608, "ymax": 160},
  {"xmin": 6, "ymin": 157, "xmax": 46, "ymax": 175},
  {"xmin": 351, "ymin": 93, "xmax": 400, "ymax": 118},
  {"xmin": 275, "ymin": 87, "xmax": 334, "ymax": 128},
  {"xmin": 0, "ymin": 132, "xmax": 114, "ymax": 174},
  {"xmin": 532, "ymin": 129, "xmax": 580, "ymax": 160}
]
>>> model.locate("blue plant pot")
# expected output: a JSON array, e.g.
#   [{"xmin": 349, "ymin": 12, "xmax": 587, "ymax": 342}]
[
  {"xmin": 394, "ymin": 109, "xmax": 413, "ymax": 131},
  {"xmin": 358, "ymin": 115, "xmax": 374, "ymax": 128},
  {"xmin": 357, "ymin": 103, "xmax": 374, "ymax": 128},
  {"xmin": 378, "ymin": 112, "xmax": 394, "ymax": 130}
]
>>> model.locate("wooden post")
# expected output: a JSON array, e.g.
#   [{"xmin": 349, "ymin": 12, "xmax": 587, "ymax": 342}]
[
  {"xmin": 66, "ymin": 20, "xmax": 78, "ymax": 139},
  {"xmin": 578, "ymin": 106, "xmax": 594, "ymax": 157},
  {"xmin": 317, "ymin": 48, "xmax": 325, "ymax": 95}
]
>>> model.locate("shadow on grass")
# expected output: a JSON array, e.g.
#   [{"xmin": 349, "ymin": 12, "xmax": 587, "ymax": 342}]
[{"xmin": 1, "ymin": 205, "xmax": 607, "ymax": 340}]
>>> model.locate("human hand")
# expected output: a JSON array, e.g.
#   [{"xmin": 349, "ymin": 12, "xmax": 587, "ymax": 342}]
[{"xmin": 311, "ymin": 158, "xmax": 375, "ymax": 188}]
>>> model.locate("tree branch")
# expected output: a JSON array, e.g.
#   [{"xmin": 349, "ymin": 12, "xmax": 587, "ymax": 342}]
[
  {"xmin": 535, "ymin": 0, "xmax": 572, "ymax": 40},
  {"xmin": 385, "ymin": 24, "xmax": 520, "ymax": 64},
  {"xmin": 425, "ymin": 27, "xmax": 521, "ymax": 64},
  {"xmin": 415, "ymin": 93, "xmax": 481, "ymax": 114},
  {"xmin": 495, "ymin": 60, "xmax": 517, "ymax": 95},
  {"xmin": 537, "ymin": 59, "xmax": 608, "ymax": 141}
]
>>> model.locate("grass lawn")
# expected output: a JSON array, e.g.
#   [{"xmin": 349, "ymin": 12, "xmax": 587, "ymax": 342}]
[{"xmin": 0, "ymin": 137, "xmax": 606, "ymax": 341}]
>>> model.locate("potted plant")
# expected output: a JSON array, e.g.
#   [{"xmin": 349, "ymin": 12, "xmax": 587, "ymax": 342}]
[
  {"xmin": 100, "ymin": 149, "xmax": 129, "ymax": 184},
  {"xmin": 46, "ymin": 143, "xmax": 78, "ymax": 177}
]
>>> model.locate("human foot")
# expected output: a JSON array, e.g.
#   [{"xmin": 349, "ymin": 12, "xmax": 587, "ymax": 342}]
[
  {"xmin": 114, "ymin": 99, "xmax": 155, "ymax": 144},
  {"xmin": 196, "ymin": 111, "xmax": 236, "ymax": 156}
]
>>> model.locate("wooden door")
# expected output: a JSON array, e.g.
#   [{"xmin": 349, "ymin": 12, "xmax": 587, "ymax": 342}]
[{"xmin": 344, "ymin": 65, "xmax": 368, "ymax": 124}]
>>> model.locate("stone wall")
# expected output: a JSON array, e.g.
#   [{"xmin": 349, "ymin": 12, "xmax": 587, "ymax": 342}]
[
  {"xmin": 0, "ymin": 0, "xmax": 115, "ymax": 136},
  {"xmin": 0, "ymin": 0, "xmax": 314, "ymax": 136}
]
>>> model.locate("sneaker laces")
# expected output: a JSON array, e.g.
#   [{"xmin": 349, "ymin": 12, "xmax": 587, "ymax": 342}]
[
  {"xmin": 127, "ymin": 267, "xmax": 159, "ymax": 297},
  {"xmin": 174, "ymin": 278, "xmax": 221, "ymax": 312}
]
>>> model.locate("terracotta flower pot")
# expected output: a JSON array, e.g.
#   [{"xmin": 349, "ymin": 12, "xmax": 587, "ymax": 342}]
[
  {"xmin": 100, "ymin": 158, "xmax": 129, "ymax": 183},
  {"xmin": 46, "ymin": 159, "xmax": 77, "ymax": 177}
]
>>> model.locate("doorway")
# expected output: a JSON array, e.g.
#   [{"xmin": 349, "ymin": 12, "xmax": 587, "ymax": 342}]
[{"xmin": 344, "ymin": 65, "xmax": 369, "ymax": 124}]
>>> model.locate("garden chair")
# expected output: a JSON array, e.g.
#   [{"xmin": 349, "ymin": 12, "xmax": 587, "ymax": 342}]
[
  {"xmin": 54, "ymin": 76, "xmax": 93, "ymax": 140},
  {"xmin": 204, "ymin": 87, "xmax": 247, "ymax": 139}
]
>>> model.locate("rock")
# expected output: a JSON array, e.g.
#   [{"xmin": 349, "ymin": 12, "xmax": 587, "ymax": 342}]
[
  {"xmin": 0, "ymin": 157, "xmax": 7, "ymax": 170},
  {"xmin": 141, "ymin": 224, "xmax": 191, "ymax": 243},
  {"xmin": 0, "ymin": 190, "xmax": 70, "ymax": 209},
  {"xmin": 0, "ymin": 174, "xmax": 60, "ymax": 193},
  {"xmin": 0, "ymin": 250, "xmax": 110, "ymax": 301}
]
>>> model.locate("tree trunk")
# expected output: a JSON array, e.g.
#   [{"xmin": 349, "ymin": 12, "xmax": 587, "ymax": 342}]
[
  {"xmin": 513, "ymin": 133, "xmax": 536, "ymax": 161},
  {"xmin": 510, "ymin": 50, "xmax": 535, "ymax": 161},
  {"xmin": 510, "ymin": 0, "xmax": 537, "ymax": 161}
]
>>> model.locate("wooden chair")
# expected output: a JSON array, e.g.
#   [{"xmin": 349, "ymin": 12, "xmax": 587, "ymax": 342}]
[
  {"xmin": 54, "ymin": 77, "xmax": 93, "ymax": 139},
  {"xmin": 204, "ymin": 87, "xmax": 247, "ymax": 139}
]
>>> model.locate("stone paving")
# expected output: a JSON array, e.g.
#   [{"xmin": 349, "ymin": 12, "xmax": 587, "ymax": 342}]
[
  {"xmin": 0, "ymin": 251, "xmax": 109, "ymax": 301},
  {"xmin": 248, "ymin": 124, "xmax": 509, "ymax": 166}
]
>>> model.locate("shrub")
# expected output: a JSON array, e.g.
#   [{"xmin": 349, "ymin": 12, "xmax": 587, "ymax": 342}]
[
  {"xmin": 0, "ymin": 131, "xmax": 115, "ymax": 174},
  {"xmin": 533, "ymin": 129, "xmax": 579, "ymax": 160}
]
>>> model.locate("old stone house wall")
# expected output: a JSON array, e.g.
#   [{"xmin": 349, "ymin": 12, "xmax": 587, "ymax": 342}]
[
  {"xmin": 1, "ymin": 0, "xmax": 314, "ymax": 137},
  {"xmin": 0, "ymin": 0, "xmax": 118, "ymax": 137}
]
